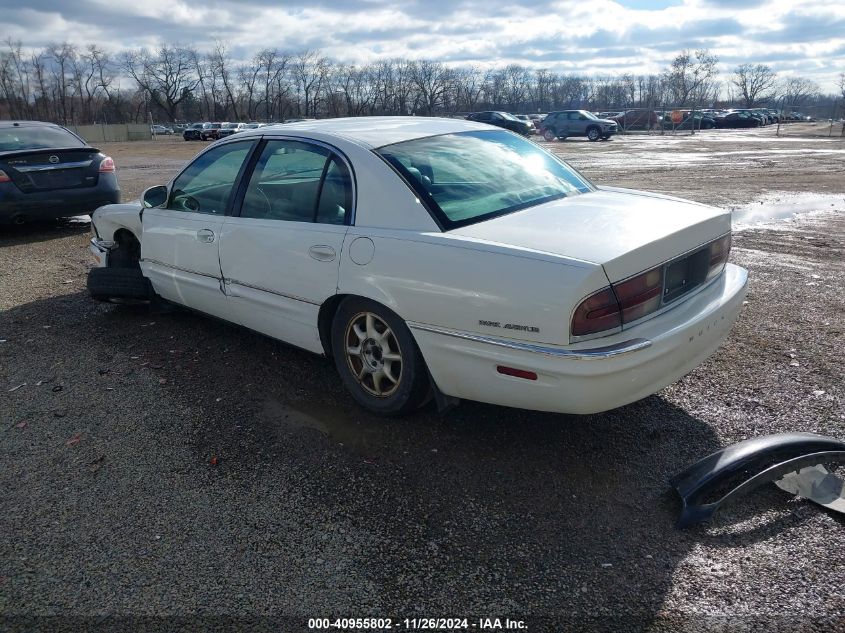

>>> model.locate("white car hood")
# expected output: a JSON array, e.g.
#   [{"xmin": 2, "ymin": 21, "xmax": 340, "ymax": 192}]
[{"xmin": 450, "ymin": 187, "xmax": 730, "ymax": 281}]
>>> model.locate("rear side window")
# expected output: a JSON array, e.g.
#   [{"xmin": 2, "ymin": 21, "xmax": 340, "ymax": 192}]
[
  {"xmin": 240, "ymin": 140, "xmax": 352, "ymax": 225},
  {"xmin": 316, "ymin": 157, "xmax": 352, "ymax": 225},
  {"xmin": 0, "ymin": 126, "xmax": 85, "ymax": 151}
]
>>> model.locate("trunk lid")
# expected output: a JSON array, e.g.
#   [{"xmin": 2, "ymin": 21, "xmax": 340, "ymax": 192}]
[
  {"xmin": 450, "ymin": 186, "xmax": 730, "ymax": 281},
  {"xmin": 0, "ymin": 147, "xmax": 102, "ymax": 193}
]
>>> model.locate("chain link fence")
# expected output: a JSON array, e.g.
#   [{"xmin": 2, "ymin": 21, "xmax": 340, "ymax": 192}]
[
  {"xmin": 774, "ymin": 102, "xmax": 845, "ymax": 138},
  {"xmin": 592, "ymin": 106, "xmax": 711, "ymax": 135}
]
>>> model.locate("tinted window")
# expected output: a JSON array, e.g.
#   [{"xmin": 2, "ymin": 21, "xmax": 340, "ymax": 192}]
[
  {"xmin": 167, "ymin": 141, "xmax": 253, "ymax": 215},
  {"xmin": 378, "ymin": 129, "xmax": 594, "ymax": 230},
  {"xmin": 315, "ymin": 157, "xmax": 352, "ymax": 225},
  {"xmin": 241, "ymin": 140, "xmax": 350, "ymax": 224},
  {"xmin": 0, "ymin": 125, "xmax": 85, "ymax": 151}
]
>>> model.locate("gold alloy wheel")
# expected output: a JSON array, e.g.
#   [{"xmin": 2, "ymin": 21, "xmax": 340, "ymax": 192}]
[{"xmin": 344, "ymin": 311, "xmax": 403, "ymax": 398}]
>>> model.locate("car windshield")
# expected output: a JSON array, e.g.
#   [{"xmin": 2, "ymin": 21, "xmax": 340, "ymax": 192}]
[
  {"xmin": 498, "ymin": 112, "xmax": 519, "ymax": 121},
  {"xmin": 580, "ymin": 111, "xmax": 599, "ymax": 120},
  {"xmin": 377, "ymin": 130, "xmax": 594, "ymax": 230},
  {"xmin": 224, "ymin": 123, "xmax": 238, "ymax": 129},
  {"xmin": 0, "ymin": 125, "xmax": 85, "ymax": 152}
]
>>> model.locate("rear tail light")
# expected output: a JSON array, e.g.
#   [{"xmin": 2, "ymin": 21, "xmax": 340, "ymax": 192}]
[
  {"xmin": 571, "ymin": 232, "xmax": 731, "ymax": 341},
  {"xmin": 98, "ymin": 156, "xmax": 115, "ymax": 173},
  {"xmin": 706, "ymin": 233, "xmax": 731, "ymax": 281},
  {"xmin": 571, "ymin": 287, "xmax": 621, "ymax": 337},
  {"xmin": 0, "ymin": 169, "xmax": 10, "ymax": 183},
  {"xmin": 613, "ymin": 266, "xmax": 664, "ymax": 323}
]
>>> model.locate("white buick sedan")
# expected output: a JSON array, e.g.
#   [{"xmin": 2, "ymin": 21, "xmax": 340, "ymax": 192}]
[{"xmin": 88, "ymin": 117, "xmax": 748, "ymax": 416}]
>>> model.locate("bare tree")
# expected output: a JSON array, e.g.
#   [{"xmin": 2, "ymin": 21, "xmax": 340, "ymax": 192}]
[
  {"xmin": 47, "ymin": 43, "xmax": 77, "ymax": 124},
  {"xmin": 454, "ymin": 66, "xmax": 485, "ymax": 112},
  {"xmin": 210, "ymin": 42, "xmax": 239, "ymax": 120},
  {"xmin": 410, "ymin": 59, "xmax": 451, "ymax": 115},
  {"xmin": 291, "ymin": 50, "xmax": 329, "ymax": 117},
  {"xmin": 663, "ymin": 49, "xmax": 719, "ymax": 107},
  {"xmin": 731, "ymin": 63, "xmax": 777, "ymax": 107},
  {"xmin": 780, "ymin": 76, "xmax": 820, "ymax": 107},
  {"xmin": 122, "ymin": 44, "xmax": 199, "ymax": 121}
]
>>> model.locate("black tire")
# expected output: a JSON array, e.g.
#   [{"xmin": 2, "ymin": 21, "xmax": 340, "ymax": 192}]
[
  {"xmin": 587, "ymin": 126, "xmax": 601, "ymax": 141},
  {"xmin": 87, "ymin": 267, "xmax": 152, "ymax": 303},
  {"xmin": 331, "ymin": 297, "xmax": 430, "ymax": 416}
]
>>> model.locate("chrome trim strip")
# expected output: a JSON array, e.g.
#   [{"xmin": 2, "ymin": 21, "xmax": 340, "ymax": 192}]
[
  {"xmin": 408, "ymin": 322, "xmax": 652, "ymax": 360},
  {"xmin": 16, "ymin": 160, "xmax": 93, "ymax": 173},
  {"xmin": 141, "ymin": 258, "xmax": 220, "ymax": 280},
  {"xmin": 224, "ymin": 278, "xmax": 320, "ymax": 306}
]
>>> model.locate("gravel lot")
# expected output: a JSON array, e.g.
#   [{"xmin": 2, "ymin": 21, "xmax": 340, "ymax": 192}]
[{"xmin": 1, "ymin": 128, "xmax": 843, "ymax": 632}]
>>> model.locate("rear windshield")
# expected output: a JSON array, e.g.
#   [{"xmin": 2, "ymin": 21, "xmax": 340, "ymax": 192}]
[
  {"xmin": 0, "ymin": 126, "xmax": 86, "ymax": 152},
  {"xmin": 377, "ymin": 130, "xmax": 594, "ymax": 230}
]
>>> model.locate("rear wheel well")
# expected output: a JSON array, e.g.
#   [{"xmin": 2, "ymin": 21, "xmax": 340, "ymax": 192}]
[
  {"xmin": 318, "ymin": 294, "xmax": 350, "ymax": 357},
  {"xmin": 109, "ymin": 229, "xmax": 141, "ymax": 269}
]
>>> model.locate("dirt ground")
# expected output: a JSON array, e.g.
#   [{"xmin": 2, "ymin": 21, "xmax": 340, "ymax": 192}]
[{"xmin": 1, "ymin": 127, "xmax": 843, "ymax": 632}]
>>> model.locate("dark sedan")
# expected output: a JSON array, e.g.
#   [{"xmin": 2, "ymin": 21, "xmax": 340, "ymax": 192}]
[
  {"xmin": 0, "ymin": 121, "xmax": 120, "ymax": 224},
  {"xmin": 465, "ymin": 111, "xmax": 532, "ymax": 136},
  {"xmin": 662, "ymin": 111, "xmax": 716, "ymax": 130},
  {"xmin": 713, "ymin": 112, "xmax": 762, "ymax": 128},
  {"xmin": 182, "ymin": 122, "xmax": 206, "ymax": 141}
]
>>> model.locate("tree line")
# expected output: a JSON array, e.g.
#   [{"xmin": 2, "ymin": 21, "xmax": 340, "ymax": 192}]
[{"xmin": 0, "ymin": 39, "xmax": 841, "ymax": 125}]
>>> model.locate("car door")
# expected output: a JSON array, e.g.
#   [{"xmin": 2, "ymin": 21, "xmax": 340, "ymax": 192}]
[
  {"xmin": 141, "ymin": 139, "xmax": 257, "ymax": 320},
  {"xmin": 573, "ymin": 112, "xmax": 589, "ymax": 135},
  {"xmin": 218, "ymin": 138, "xmax": 353, "ymax": 353},
  {"xmin": 556, "ymin": 112, "xmax": 572, "ymax": 137}
]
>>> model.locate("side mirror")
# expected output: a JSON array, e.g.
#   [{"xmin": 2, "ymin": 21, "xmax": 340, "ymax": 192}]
[{"xmin": 142, "ymin": 185, "xmax": 168, "ymax": 209}]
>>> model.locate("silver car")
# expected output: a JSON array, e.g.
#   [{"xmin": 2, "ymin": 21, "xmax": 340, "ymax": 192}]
[{"xmin": 540, "ymin": 110, "xmax": 617, "ymax": 142}]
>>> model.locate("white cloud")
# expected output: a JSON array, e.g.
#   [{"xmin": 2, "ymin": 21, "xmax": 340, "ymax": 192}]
[{"xmin": 0, "ymin": 0, "xmax": 842, "ymax": 91}]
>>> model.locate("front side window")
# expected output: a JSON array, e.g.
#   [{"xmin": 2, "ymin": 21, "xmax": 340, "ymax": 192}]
[
  {"xmin": 167, "ymin": 141, "xmax": 253, "ymax": 215},
  {"xmin": 377, "ymin": 129, "xmax": 594, "ymax": 230},
  {"xmin": 240, "ymin": 140, "xmax": 352, "ymax": 224}
]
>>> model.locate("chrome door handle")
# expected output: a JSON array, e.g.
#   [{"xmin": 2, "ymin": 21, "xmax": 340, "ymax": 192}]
[
  {"xmin": 308, "ymin": 245, "xmax": 336, "ymax": 262},
  {"xmin": 196, "ymin": 229, "xmax": 215, "ymax": 244}
]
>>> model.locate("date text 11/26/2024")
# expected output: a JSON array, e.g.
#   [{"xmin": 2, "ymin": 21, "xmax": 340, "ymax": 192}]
[{"xmin": 308, "ymin": 617, "xmax": 528, "ymax": 630}]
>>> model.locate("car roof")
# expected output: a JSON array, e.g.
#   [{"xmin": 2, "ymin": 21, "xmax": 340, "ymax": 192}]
[
  {"xmin": 237, "ymin": 116, "xmax": 493, "ymax": 148},
  {"xmin": 0, "ymin": 120, "xmax": 67, "ymax": 129}
]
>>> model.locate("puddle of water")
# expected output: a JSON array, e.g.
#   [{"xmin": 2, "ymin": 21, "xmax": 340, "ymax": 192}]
[
  {"xmin": 731, "ymin": 192, "xmax": 844, "ymax": 230},
  {"xmin": 260, "ymin": 397, "xmax": 391, "ymax": 455}
]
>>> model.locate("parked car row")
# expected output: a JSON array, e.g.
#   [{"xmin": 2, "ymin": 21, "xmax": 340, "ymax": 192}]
[{"xmin": 182, "ymin": 122, "xmax": 269, "ymax": 141}]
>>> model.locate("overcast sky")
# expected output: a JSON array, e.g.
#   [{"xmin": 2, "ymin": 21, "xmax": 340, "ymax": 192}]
[{"xmin": 2, "ymin": 0, "xmax": 843, "ymax": 91}]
